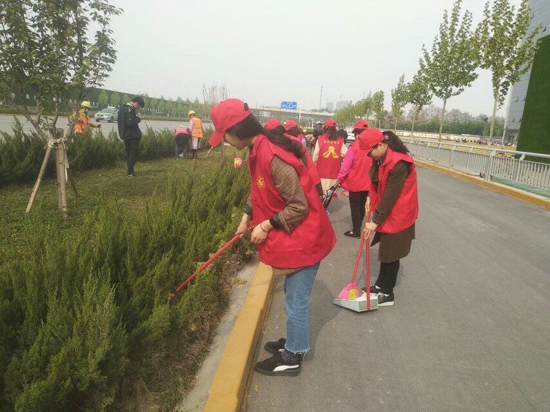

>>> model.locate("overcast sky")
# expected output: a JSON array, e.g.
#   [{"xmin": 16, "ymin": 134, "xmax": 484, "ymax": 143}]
[{"xmin": 103, "ymin": 0, "xmax": 522, "ymax": 116}]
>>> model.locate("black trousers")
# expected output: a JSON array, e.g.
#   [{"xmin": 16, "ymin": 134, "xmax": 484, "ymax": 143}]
[
  {"xmin": 349, "ymin": 190, "xmax": 368, "ymax": 234},
  {"xmin": 375, "ymin": 260, "xmax": 400, "ymax": 293},
  {"xmin": 125, "ymin": 137, "xmax": 141, "ymax": 174}
]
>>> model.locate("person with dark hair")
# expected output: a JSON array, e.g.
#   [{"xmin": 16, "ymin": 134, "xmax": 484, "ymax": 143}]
[
  {"xmin": 265, "ymin": 119, "xmax": 323, "ymax": 197},
  {"xmin": 313, "ymin": 119, "xmax": 347, "ymax": 192},
  {"xmin": 357, "ymin": 129, "xmax": 418, "ymax": 306},
  {"xmin": 284, "ymin": 120, "xmax": 307, "ymax": 148},
  {"xmin": 210, "ymin": 100, "xmax": 336, "ymax": 376},
  {"xmin": 338, "ymin": 125, "xmax": 349, "ymax": 141},
  {"xmin": 337, "ymin": 120, "xmax": 371, "ymax": 238},
  {"xmin": 117, "ymin": 96, "xmax": 145, "ymax": 177}
]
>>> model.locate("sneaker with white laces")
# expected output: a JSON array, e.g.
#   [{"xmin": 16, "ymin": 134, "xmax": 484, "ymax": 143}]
[
  {"xmin": 254, "ymin": 352, "xmax": 302, "ymax": 376},
  {"xmin": 264, "ymin": 338, "xmax": 286, "ymax": 355},
  {"xmin": 375, "ymin": 291, "xmax": 395, "ymax": 306},
  {"xmin": 362, "ymin": 285, "xmax": 382, "ymax": 294}
]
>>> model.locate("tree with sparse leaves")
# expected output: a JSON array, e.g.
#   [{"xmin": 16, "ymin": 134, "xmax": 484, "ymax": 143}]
[
  {"xmin": 110, "ymin": 91, "xmax": 121, "ymax": 107},
  {"xmin": 391, "ymin": 75, "xmax": 408, "ymax": 131},
  {"xmin": 98, "ymin": 89, "xmax": 109, "ymax": 108},
  {"xmin": 477, "ymin": 0, "xmax": 540, "ymax": 141},
  {"xmin": 0, "ymin": 0, "xmax": 122, "ymax": 139},
  {"xmin": 420, "ymin": 0, "xmax": 479, "ymax": 139},
  {"xmin": 372, "ymin": 91, "xmax": 385, "ymax": 128},
  {"xmin": 407, "ymin": 70, "xmax": 432, "ymax": 135}
]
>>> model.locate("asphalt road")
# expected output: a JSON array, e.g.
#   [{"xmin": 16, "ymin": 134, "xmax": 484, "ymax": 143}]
[
  {"xmin": 245, "ymin": 166, "xmax": 550, "ymax": 412},
  {"xmin": 0, "ymin": 114, "xmax": 212, "ymax": 136}
]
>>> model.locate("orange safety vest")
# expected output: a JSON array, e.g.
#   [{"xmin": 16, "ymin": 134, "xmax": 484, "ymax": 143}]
[
  {"xmin": 191, "ymin": 117, "xmax": 203, "ymax": 138},
  {"xmin": 75, "ymin": 109, "xmax": 90, "ymax": 134}
]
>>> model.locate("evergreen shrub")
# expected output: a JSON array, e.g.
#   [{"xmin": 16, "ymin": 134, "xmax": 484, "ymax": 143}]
[{"xmin": 0, "ymin": 162, "xmax": 253, "ymax": 410}]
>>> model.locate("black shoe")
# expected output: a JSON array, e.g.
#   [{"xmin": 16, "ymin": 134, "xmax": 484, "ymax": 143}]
[
  {"xmin": 254, "ymin": 352, "xmax": 301, "ymax": 376},
  {"xmin": 264, "ymin": 338, "xmax": 286, "ymax": 355},
  {"xmin": 344, "ymin": 230, "xmax": 361, "ymax": 238},
  {"xmin": 375, "ymin": 291, "xmax": 394, "ymax": 306},
  {"xmin": 362, "ymin": 285, "xmax": 382, "ymax": 293}
]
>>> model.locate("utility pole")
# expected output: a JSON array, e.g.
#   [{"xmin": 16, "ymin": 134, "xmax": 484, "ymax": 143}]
[{"xmin": 319, "ymin": 86, "xmax": 323, "ymax": 111}]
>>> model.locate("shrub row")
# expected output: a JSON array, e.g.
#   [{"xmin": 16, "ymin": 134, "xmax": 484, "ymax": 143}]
[
  {"xmin": 0, "ymin": 162, "xmax": 252, "ymax": 411},
  {"xmin": 0, "ymin": 118, "xmax": 214, "ymax": 187}
]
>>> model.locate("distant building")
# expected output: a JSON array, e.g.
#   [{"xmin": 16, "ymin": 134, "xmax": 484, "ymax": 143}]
[
  {"xmin": 326, "ymin": 102, "xmax": 334, "ymax": 112},
  {"xmin": 335, "ymin": 100, "xmax": 352, "ymax": 111},
  {"xmin": 505, "ymin": 0, "xmax": 549, "ymax": 144}
]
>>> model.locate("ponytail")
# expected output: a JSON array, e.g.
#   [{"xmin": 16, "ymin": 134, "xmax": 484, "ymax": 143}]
[
  {"xmin": 382, "ymin": 130, "xmax": 409, "ymax": 154},
  {"xmin": 227, "ymin": 114, "xmax": 305, "ymax": 160},
  {"xmin": 262, "ymin": 125, "xmax": 305, "ymax": 160}
]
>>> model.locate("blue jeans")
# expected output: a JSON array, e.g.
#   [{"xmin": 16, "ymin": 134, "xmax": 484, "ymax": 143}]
[{"xmin": 283, "ymin": 262, "xmax": 321, "ymax": 353}]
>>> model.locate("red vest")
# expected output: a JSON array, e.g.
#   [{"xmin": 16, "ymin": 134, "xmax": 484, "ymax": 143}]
[
  {"xmin": 316, "ymin": 135, "xmax": 344, "ymax": 179},
  {"xmin": 340, "ymin": 141, "xmax": 372, "ymax": 192},
  {"xmin": 286, "ymin": 133, "xmax": 320, "ymax": 185},
  {"xmin": 370, "ymin": 148, "xmax": 419, "ymax": 234},
  {"xmin": 248, "ymin": 135, "xmax": 336, "ymax": 267}
]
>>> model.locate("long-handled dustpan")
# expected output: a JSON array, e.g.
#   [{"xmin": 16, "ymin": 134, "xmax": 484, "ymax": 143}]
[{"xmin": 333, "ymin": 221, "xmax": 378, "ymax": 312}]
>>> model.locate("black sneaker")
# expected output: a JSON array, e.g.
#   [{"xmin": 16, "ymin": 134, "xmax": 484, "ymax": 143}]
[
  {"xmin": 264, "ymin": 338, "xmax": 286, "ymax": 355},
  {"xmin": 375, "ymin": 292, "xmax": 394, "ymax": 306},
  {"xmin": 362, "ymin": 285, "xmax": 381, "ymax": 293},
  {"xmin": 344, "ymin": 230, "xmax": 361, "ymax": 238},
  {"xmin": 254, "ymin": 352, "xmax": 301, "ymax": 376}
]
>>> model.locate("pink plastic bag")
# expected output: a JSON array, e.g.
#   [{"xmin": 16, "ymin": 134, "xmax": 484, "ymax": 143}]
[{"xmin": 338, "ymin": 283, "xmax": 361, "ymax": 300}]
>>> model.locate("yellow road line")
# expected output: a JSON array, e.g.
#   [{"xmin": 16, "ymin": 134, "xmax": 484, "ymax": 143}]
[{"xmin": 204, "ymin": 263, "xmax": 273, "ymax": 412}]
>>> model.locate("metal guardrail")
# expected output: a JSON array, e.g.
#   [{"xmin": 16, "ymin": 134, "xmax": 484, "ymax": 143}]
[{"xmin": 401, "ymin": 137, "xmax": 550, "ymax": 191}]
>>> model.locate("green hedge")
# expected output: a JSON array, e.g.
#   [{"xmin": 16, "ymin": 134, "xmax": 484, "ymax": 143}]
[
  {"xmin": 0, "ymin": 119, "xmax": 215, "ymax": 187},
  {"xmin": 517, "ymin": 35, "xmax": 550, "ymax": 159},
  {"xmin": 0, "ymin": 162, "xmax": 252, "ymax": 410}
]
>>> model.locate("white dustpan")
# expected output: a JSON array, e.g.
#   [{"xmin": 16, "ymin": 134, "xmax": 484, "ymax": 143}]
[{"xmin": 333, "ymin": 291, "xmax": 379, "ymax": 312}]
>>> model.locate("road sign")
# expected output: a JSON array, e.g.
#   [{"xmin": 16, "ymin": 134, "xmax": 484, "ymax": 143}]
[{"xmin": 281, "ymin": 101, "xmax": 298, "ymax": 110}]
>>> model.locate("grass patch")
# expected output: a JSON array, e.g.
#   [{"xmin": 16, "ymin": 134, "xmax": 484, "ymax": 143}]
[{"xmin": 0, "ymin": 148, "xmax": 254, "ymax": 411}]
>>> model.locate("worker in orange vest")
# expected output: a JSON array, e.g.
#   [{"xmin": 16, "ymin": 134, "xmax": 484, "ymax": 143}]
[
  {"xmin": 71, "ymin": 101, "xmax": 100, "ymax": 135},
  {"xmin": 188, "ymin": 110, "xmax": 203, "ymax": 159}
]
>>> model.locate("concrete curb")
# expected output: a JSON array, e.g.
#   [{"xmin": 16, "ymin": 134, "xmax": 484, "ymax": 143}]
[
  {"xmin": 203, "ymin": 263, "xmax": 273, "ymax": 412},
  {"xmin": 415, "ymin": 159, "xmax": 550, "ymax": 210}
]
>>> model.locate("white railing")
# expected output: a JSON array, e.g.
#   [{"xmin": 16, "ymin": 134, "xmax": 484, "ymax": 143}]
[{"xmin": 401, "ymin": 137, "xmax": 550, "ymax": 191}]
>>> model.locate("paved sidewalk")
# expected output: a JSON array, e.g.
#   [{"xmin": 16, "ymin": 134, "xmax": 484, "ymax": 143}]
[{"xmin": 244, "ymin": 166, "xmax": 550, "ymax": 412}]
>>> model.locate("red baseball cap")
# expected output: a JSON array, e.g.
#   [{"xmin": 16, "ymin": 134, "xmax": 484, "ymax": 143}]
[
  {"xmin": 284, "ymin": 120, "xmax": 298, "ymax": 130},
  {"xmin": 264, "ymin": 118, "xmax": 282, "ymax": 130},
  {"xmin": 209, "ymin": 98, "xmax": 252, "ymax": 147},
  {"xmin": 352, "ymin": 120, "xmax": 369, "ymax": 134},
  {"xmin": 324, "ymin": 119, "xmax": 337, "ymax": 127},
  {"xmin": 357, "ymin": 128, "xmax": 384, "ymax": 151}
]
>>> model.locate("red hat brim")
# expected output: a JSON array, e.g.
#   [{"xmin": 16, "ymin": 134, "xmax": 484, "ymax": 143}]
[{"xmin": 209, "ymin": 131, "xmax": 224, "ymax": 147}]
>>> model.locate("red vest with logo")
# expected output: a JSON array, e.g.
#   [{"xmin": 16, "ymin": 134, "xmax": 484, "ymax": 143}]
[
  {"xmin": 340, "ymin": 141, "xmax": 372, "ymax": 192},
  {"xmin": 370, "ymin": 148, "xmax": 418, "ymax": 234},
  {"xmin": 249, "ymin": 135, "xmax": 336, "ymax": 267},
  {"xmin": 286, "ymin": 133, "xmax": 320, "ymax": 185},
  {"xmin": 316, "ymin": 135, "xmax": 344, "ymax": 179}
]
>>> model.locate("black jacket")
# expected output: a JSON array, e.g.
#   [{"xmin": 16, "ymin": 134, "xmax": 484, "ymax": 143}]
[{"xmin": 117, "ymin": 103, "xmax": 142, "ymax": 140}]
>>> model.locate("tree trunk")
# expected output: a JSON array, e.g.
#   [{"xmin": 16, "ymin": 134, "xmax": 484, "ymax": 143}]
[
  {"xmin": 394, "ymin": 118, "xmax": 398, "ymax": 131},
  {"xmin": 489, "ymin": 95, "xmax": 498, "ymax": 144},
  {"xmin": 438, "ymin": 99, "xmax": 447, "ymax": 141},
  {"xmin": 411, "ymin": 108, "xmax": 418, "ymax": 136}
]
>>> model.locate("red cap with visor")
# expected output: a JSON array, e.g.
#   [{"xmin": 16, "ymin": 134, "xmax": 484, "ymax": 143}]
[
  {"xmin": 284, "ymin": 120, "xmax": 298, "ymax": 130},
  {"xmin": 357, "ymin": 128, "xmax": 385, "ymax": 151},
  {"xmin": 209, "ymin": 98, "xmax": 252, "ymax": 147},
  {"xmin": 352, "ymin": 119, "xmax": 369, "ymax": 134},
  {"xmin": 264, "ymin": 118, "xmax": 282, "ymax": 130},
  {"xmin": 324, "ymin": 119, "xmax": 337, "ymax": 127}
]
